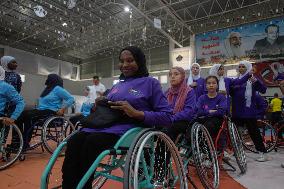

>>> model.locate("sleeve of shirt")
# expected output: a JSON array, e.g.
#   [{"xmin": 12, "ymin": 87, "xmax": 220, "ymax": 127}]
[
  {"xmin": 210, "ymin": 95, "xmax": 227, "ymax": 117},
  {"xmin": 101, "ymin": 84, "xmax": 106, "ymax": 93},
  {"xmin": 173, "ymin": 89, "xmax": 196, "ymax": 122},
  {"xmin": 5, "ymin": 85, "xmax": 25, "ymax": 120},
  {"xmin": 230, "ymin": 73, "xmax": 250, "ymax": 86},
  {"xmin": 56, "ymin": 87, "xmax": 75, "ymax": 108},
  {"xmin": 143, "ymin": 79, "xmax": 173, "ymax": 127},
  {"xmin": 253, "ymin": 79, "xmax": 267, "ymax": 94},
  {"xmin": 195, "ymin": 96, "xmax": 209, "ymax": 117}
]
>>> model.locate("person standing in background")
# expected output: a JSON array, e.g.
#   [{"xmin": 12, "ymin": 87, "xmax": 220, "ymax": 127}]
[
  {"xmin": 187, "ymin": 63, "xmax": 206, "ymax": 101},
  {"xmin": 0, "ymin": 56, "xmax": 22, "ymax": 116},
  {"xmin": 270, "ymin": 93, "xmax": 283, "ymax": 140},
  {"xmin": 89, "ymin": 76, "xmax": 106, "ymax": 100}
]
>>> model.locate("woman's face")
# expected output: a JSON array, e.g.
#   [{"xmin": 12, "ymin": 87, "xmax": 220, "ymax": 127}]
[
  {"xmin": 119, "ymin": 50, "xmax": 139, "ymax": 77},
  {"xmin": 83, "ymin": 88, "xmax": 90, "ymax": 97},
  {"xmin": 169, "ymin": 68, "xmax": 184, "ymax": 87},
  {"xmin": 191, "ymin": 64, "xmax": 200, "ymax": 76},
  {"xmin": 238, "ymin": 64, "xmax": 247, "ymax": 75},
  {"xmin": 8, "ymin": 60, "xmax": 18, "ymax": 70},
  {"xmin": 206, "ymin": 77, "xmax": 218, "ymax": 93},
  {"xmin": 217, "ymin": 65, "xmax": 225, "ymax": 76}
]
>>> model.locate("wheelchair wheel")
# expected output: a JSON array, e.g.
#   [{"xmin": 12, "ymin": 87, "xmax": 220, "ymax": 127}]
[
  {"xmin": 241, "ymin": 121, "xmax": 277, "ymax": 153},
  {"xmin": 228, "ymin": 120, "xmax": 247, "ymax": 174},
  {"xmin": 191, "ymin": 123, "xmax": 219, "ymax": 189},
  {"xmin": 42, "ymin": 116, "xmax": 75, "ymax": 154},
  {"xmin": 0, "ymin": 124, "xmax": 23, "ymax": 170},
  {"xmin": 124, "ymin": 131, "xmax": 187, "ymax": 189}
]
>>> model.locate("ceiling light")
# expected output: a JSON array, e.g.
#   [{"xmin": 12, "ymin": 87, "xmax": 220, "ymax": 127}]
[
  {"xmin": 124, "ymin": 6, "xmax": 130, "ymax": 12},
  {"xmin": 62, "ymin": 22, "xmax": 67, "ymax": 26}
]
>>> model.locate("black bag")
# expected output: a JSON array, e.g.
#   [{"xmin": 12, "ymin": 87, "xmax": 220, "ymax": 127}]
[{"xmin": 80, "ymin": 99, "xmax": 128, "ymax": 129}]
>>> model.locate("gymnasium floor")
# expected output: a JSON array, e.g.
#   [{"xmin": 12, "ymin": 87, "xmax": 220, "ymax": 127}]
[{"xmin": 0, "ymin": 148, "xmax": 283, "ymax": 189}]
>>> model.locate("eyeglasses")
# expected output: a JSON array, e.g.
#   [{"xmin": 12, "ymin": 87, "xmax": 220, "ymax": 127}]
[{"xmin": 238, "ymin": 65, "xmax": 246, "ymax": 68}]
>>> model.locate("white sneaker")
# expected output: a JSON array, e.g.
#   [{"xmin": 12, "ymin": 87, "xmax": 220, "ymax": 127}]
[
  {"xmin": 223, "ymin": 151, "xmax": 233, "ymax": 160},
  {"xmin": 255, "ymin": 152, "xmax": 268, "ymax": 162}
]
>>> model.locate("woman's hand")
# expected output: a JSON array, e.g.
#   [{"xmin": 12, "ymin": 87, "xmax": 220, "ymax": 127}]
[
  {"xmin": 190, "ymin": 82, "xmax": 197, "ymax": 87},
  {"xmin": 108, "ymin": 101, "xmax": 144, "ymax": 120},
  {"xmin": 2, "ymin": 117, "xmax": 15, "ymax": 125},
  {"xmin": 57, "ymin": 108, "xmax": 65, "ymax": 116},
  {"xmin": 218, "ymin": 90, "xmax": 227, "ymax": 95},
  {"xmin": 209, "ymin": 110, "xmax": 217, "ymax": 114}
]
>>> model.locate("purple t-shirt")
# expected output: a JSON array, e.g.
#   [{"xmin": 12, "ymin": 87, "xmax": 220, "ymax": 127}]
[{"xmin": 82, "ymin": 77, "xmax": 173, "ymax": 135}]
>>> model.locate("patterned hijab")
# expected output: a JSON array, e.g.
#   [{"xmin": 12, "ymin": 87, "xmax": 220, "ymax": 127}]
[
  {"xmin": 0, "ymin": 66, "xmax": 5, "ymax": 80},
  {"xmin": 0, "ymin": 56, "xmax": 16, "ymax": 72}
]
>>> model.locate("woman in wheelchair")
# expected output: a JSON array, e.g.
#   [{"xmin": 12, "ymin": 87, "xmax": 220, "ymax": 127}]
[
  {"xmin": 0, "ymin": 66, "xmax": 25, "ymax": 149},
  {"xmin": 165, "ymin": 66, "xmax": 196, "ymax": 140},
  {"xmin": 195, "ymin": 75, "xmax": 227, "ymax": 138},
  {"xmin": 69, "ymin": 86, "xmax": 94, "ymax": 126},
  {"xmin": 0, "ymin": 66, "xmax": 25, "ymax": 125},
  {"xmin": 15, "ymin": 74, "xmax": 74, "ymax": 150},
  {"xmin": 230, "ymin": 60, "xmax": 268, "ymax": 162},
  {"xmin": 209, "ymin": 63, "xmax": 251, "ymax": 114},
  {"xmin": 62, "ymin": 46, "xmax": 173, "ymax": 189}
]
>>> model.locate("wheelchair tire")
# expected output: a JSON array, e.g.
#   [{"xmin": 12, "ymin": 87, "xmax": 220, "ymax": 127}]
[
  {"xmin": 228, "ymin": 120, "xmax": 247, "ymax": 174},
  {"xmin": 191, "ymin": 123, "xmax": 219, "ymax": 189},
  {"xmin": 124, "ymin": 131, "xmax": 187, "ymax": 189},
  {"xmin": 0, "ymin": 124, "xmax": 23, "ymax": 170},
  {"xmin": 241, "ymin": 121, "xmax": 277, "ymax": 153},
  {"xmin": 42, "ymin": 116, "xmax": 75, "ymax": 154}
]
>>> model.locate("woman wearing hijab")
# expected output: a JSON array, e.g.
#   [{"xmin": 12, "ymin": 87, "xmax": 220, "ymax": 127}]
[
  {"xmin": 230, "ymin": 60, "xmax": 268, "ymax": 162},
  {"xmin": 0, "ymin": 56, "xmax": 22, "ymax": 93},
  {"xmin": 69, "ymin": 86, "xmax": 95, "ymax": 126},
  {"xmin": 187, "ymin": 63, "xmax": 206, "ymax": 101},
  {"xmin": 16, "ymin": 74, "xmax": 74, "ymax": 150},
  {"xmin": 209, "ymin": 63, "xmax": 251, "ymax": 114},
  {"xmin": 62, "ymin": 46, "xmax": 173, "ymax": 189},
  {"xmin": 0, "ymin": 66, "xmax": 25, "ymax": 126},
  {"xmin": 164, "ymin": 66, "xmax": 196, "ymax": 140}
]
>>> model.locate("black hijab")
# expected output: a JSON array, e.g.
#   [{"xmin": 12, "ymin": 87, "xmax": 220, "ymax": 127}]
[
  {"xmin": 40, "ymin": 74, "xmax": 63, "ymax": 97},
  {"xmin": 119, "ymin": 46, "xmax": 149, "ymax": 80}
]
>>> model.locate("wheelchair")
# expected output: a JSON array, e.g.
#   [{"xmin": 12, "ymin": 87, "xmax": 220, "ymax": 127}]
[
  {"xmin": 0, "ymin": 117, "xmax": 23, "ymax": 170},
  {"xmin": 214, "ymin": 116, "xmax": 247, "ymax": 174},
  {"xmin": 22, "ymin": 115, "xmax": 75, "ymax": 158},
  {"xmin": 174, "ymin": 122, "xmax": 219, "ymax": 189},
  {"xmin": 41, "ymin": 127, "xmax": 189, "ymax": 189},
  {"xmin": 240, "ymin": 119, "xmax": 277, "ymax": 153}
]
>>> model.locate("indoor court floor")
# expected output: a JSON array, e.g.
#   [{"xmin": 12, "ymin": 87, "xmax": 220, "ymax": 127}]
[{"xmin": 0, "ymin": 148, "xmax": 283, "ymax": 189}]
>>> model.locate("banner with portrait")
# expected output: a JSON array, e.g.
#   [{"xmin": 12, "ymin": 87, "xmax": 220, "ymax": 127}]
[
  {"xmin": 195, "ymin": 17, "xmax": 284, "ymax": 67},
  {"xmin": 253, "ymin": 59, "xmax": 284, "ymax": 87}
]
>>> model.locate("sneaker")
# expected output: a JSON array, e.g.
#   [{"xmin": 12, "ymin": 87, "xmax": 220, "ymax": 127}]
[
  {"xmin": 223, "ymin": 151, "xmax": 233, "ymax": 160},
  {"xmin": 255, "ymin": 152, "xmax": 268, "ymax": 162}
]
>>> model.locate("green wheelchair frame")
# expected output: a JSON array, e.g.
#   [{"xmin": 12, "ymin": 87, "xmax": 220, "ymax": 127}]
[{"xmin": 41, "ymin": 127, "xmax": 188, "ymax": 189}]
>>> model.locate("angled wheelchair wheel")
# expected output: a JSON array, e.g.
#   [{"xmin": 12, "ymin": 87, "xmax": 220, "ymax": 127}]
[
  {"xmin": 0, "ymin": 124, "xmax": 23, "ymax": 170},
  {"xmin": 228, "ymin": 120, "xmax": 247, "ymax": 174},
  {"xmin": 124, "ymin": 131, "xmax": 187, "ymax": 189},
  {"xmin": 241, "ymin": 121, "xmax": 277, "ymax": 153},
  {"xmin": 191, "ymin": 123, "xmax": 219, "ymax": 189},
  {"xmin": 42, "ymin": 116, "xmax": 75, "ymax": 154}
]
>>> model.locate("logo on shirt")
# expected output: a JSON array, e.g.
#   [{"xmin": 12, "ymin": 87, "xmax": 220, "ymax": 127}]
[
  {"xmin": 129, "ymin": 88, "xmax": 143, "ymax": 97},
  {"xmin": 203, "ymin": 105, "xmax": 209, "ymax": 109}
]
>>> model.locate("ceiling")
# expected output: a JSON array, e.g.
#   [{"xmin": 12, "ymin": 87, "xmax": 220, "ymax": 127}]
[{"xmin": 0, "ymin": 0, "xmax": 283, "ymax": 64}]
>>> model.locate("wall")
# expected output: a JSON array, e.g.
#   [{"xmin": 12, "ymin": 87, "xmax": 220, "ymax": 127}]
[{"xmin": 0, "ymin": 44, "xmax": 79, "ymax": 80}]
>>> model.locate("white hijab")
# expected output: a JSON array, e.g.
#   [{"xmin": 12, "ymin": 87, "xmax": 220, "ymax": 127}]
[
  {"xmin": 238, "ymin": 60, "xmax": 253, "ymax": 107},
  {"xmin": 0, "ymin": 66, "xmax": 5, "ymax": 81},
  {"xmin": 187, "ymin": 63, "xmax": 201, "ymax": 86},
  {"xmin": 84, "ymin": 86, "xmax": 96, "ymax": 104},
  {"xmin": 209, "ymin": 64, "xmax": 226, "ymax": 91},
  {"xmin": 0, "ymin": 56, "xmax": 16, "ymax": 72}
]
